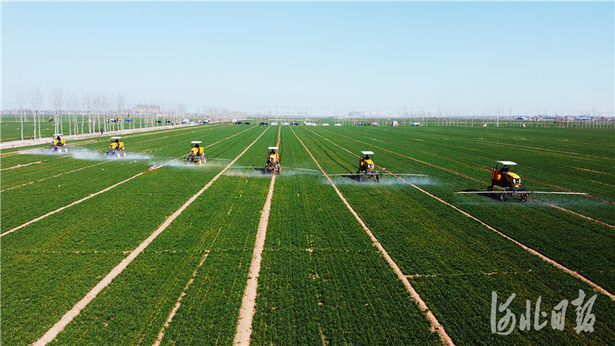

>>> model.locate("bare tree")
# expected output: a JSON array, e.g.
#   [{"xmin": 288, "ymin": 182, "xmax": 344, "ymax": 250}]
[
  {"xmin": 117, "ymin": 94, "xmax": 125, "ymax": 131},
  {"xmin": 28, "ymin": 86, "xmax": 43, "ymax": 141},
  {"xmin": 69, "ymin": 93, "xmax": 78, "ymax": 135},
  {"xmin": 52, "ymin": 88, "xmax": 63, "ymax": 134},
  {"xmin": 16, "ymin": 90, "xmax": 26, "ymax": 140},
  {"xmin": 83, "ymin": 93, "xmax": 92, "ymax": 133}
]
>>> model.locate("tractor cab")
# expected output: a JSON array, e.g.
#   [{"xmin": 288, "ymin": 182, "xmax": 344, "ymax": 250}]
[
  {"xmin": 491, "ymin": 161, "xmax": 521, "ymax": 188},
  {"xmin": 357, "ymin": 151, "xmax": 380, "ymax": 182},
  {"xmin": 489, "ymin": 161, "xmax": 527, "ymax": 201},
  {"xmin": 109, "ymin": 137, "xmax": 124, "ymax": 150},
  {"xmin": 268, "ymin": 147, "xmax": 279, "ymax": 164},
  {"xmin": 359, "ymin": 151, "xmax": 375, "ymax": 172},
  {"xmin": 186, "ymin": 141, "xmax": 205, "ymax": 165},
  {"xmin": 105, "ymin": 137, "xmax": 126, "ymax": 157},
  {"xmin": 48, "ymin": 134, "xmax": 67, "ymax": 152},
  {"xmin": 51, "ymin": 134, "xmax": 65, "ymax": 146},
  {"xmin": 265, "ymin": 147, "xmax": 280, "ymax": 174}
]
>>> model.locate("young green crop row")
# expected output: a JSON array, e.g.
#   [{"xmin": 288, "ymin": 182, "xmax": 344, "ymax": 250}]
[
  {"xmin": 308, "ymin": 126, "xmax": 615, "ymax": 294},
  {"xmin": 2, "ymin": 124, "xmax": 613, "ymax": 345},
  {"xmin": 291, "ymin": 126, "xmax": 615, "ymax": 345},
  {"xmin": 1, "ymin": 126, "xmax": 266, "ymax": 345},
  {"xmin": 251, "ymin": 126, "xmax": 439, "ymax": 345},
  {"xmin": 1, "ymin": 125, "xmax": 252, "ymax": 233}
]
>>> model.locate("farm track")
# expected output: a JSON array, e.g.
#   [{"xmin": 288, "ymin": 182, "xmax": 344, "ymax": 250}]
[
  {"xmin": 234, "ymin": 125, "xmax": 281, "ymax": 345},
  {"xmin": 32, "ymin": 127, "xmax": 270, "ymax": 346},
  {"xmin": 291, "ymin": 126, "xmax": 454, "ymax": 345},
  {"xmin": 318, "ymin": 128, "xmax": 615, "ymax": 228}
]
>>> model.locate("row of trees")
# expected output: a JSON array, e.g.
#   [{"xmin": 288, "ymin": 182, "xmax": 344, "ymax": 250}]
[{"xmin": 12, "ymin": 88, "xmax": 248, "ymax": 141}]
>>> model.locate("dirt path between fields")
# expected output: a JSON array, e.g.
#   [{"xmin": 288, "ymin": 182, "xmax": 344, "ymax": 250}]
[
  {"xmin": 291, "ymin": 126, "xmax": 455, "ymax": 346},
  {"xmin": 307, "ymin": 129, "xmax": 615, "ymax": 302},
  {"xmin": 32, "ymin": 127, "xmax": 269, "ymax": 346},
  {"xmin": 2, "ymin": 127, "xmax": 255, "ymax": 237},
  {"xmin": 233, "ymin": 125, "xmax": 281, "ymax": 345}
]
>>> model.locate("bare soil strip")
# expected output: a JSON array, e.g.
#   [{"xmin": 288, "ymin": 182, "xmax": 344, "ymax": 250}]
[
  {"xmin": 290, "ymin": 126, "xmax": 455, "ymax": 346},
  {"xmin": 407, "ymin": 270, "xmax": 535, "ymax": 279},
  {"xmin": 32, "ymin": 127, "xmax": 269, "ymax": 346},
  {"xmin": 233, "ymin": 173, "xmax": 276, "ymax": 345},
  {"xmin": 153, "ymin": 251, "xmax": 211, "ymax": 346},
  {"xmin": 573, "ymin": 166, "xmax": 613, "ymax": 176},
  {"xmin": 312, "ymin": 129, "xmax": 615, "ymax": 227},
  {"xmin": 309, "ymin": 129, "xmax": 615, "ymax": 301},
  {"xmin": 0, "ymin": 160, "xmax": 43, "ymax": 171},
  {"xmin": 2, "ymin": 128, "xmax": 255, "ymax": 237},
  {"xmin": 234, "ymin": 125, "xmax": 281, "ymax": 345}
]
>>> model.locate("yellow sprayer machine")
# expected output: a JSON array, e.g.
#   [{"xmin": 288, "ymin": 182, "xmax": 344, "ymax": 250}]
[
  {"xmin": 456, "ymin": 160, "xmax": 587, "ymax": 202},
  {"xmin": 488, "ymin": 161, "xmax": 528, "ymax": 201},
  {"xmin": 186, "ymin": 141, "xmax": 206, "ymax": 165},
  {"xmin": 105, "ymin": 137, "xmax": 126, "ymax": 158},
  {"xmin": 265, "ymin": 147, "xmax": 281, "ymax": 174},
  {"xmin": 357, "ymin": 151, "xmax": 380, "ymax": 182},
  {"xmin": 48, "ymin": 134, "xmax": 67, "ymax": 152}
]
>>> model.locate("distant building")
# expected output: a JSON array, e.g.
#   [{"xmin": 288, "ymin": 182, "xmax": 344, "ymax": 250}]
[{"xmin": 132, "ymin": 104, "xmax": 160, "ymax": 114}]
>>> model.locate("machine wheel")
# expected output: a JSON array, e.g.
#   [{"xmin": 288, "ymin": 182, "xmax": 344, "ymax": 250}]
[
  {"xmin": 500, "ymin": 193, "xmax": 507, "ymax": 202},
  {"xmin": 359, "ymin": 174, "xmax": 364, "ymax": 183},
  {"xmin": 375, "ymin": 174, "xmax": 380, "ymax": 183},
  {"xmin": 197, "ymin": 159, "xmax": 202, "ymax": 165},
  {"xmin": 116, "ymin": 153, "xmax": 121, "ymax": 158},
  {"xmin": 122, "ymin": 152, "xmax": 126, "ymax": 157}
]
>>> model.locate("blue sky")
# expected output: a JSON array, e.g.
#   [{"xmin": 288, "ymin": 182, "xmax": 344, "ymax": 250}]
[{"xmin": 2, "ymin": 2, "xmax": 613, "ymax": 115}]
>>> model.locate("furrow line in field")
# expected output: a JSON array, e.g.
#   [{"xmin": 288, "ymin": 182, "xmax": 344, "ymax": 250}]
[
  {"xmin": 32, "ymin": 127, "xmax": 270, "ymax": 346},
  {"xmin": 0, "ymin": 160, "xmax": 44, "ymax": 170},
  {"xmin": 291, "ymin": 126, "xmax": 455, "ymax": 346},
  {"xmin": 153, "ymin": 250, "xmax": 211, "ymax": 346},
  {"xmin": 2, "ymin": 128, "xmax": 254, "ymax": 236},
  {"xmin": 573, "ymin": 166, "xmax": 613, "ymax": 176},
  {"xmin": 308, "ymin": 130, "xmax": 615, "ymax": 301},
  {"xmin": 312, "ymin": 129, "xmax": 615, "ymax": 226},
  {"xmin": 0, "ymin": 160, "xmax": 175, "ymax": 238},
  {"xmin": 234, "ymin": 124, "xmax": 281, "ymax": 345}
]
